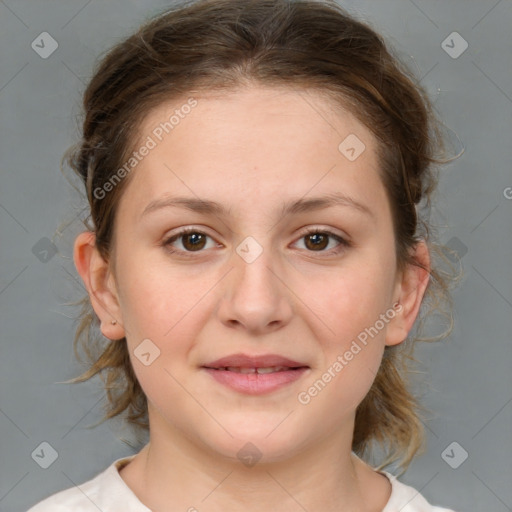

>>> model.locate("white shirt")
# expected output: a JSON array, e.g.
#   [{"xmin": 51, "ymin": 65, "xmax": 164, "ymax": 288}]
[{"xmin": 27, "ymin": 455, "xmax": 457, "ymax": 511}]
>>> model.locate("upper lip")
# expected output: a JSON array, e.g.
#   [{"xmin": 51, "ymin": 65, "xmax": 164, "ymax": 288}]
[{"xmin": 203, "ymin": 353, "xmax": 309, "ymax": 369}]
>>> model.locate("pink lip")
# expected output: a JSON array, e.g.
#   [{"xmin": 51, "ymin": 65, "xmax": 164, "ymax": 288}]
[
  {"xmin": 201, "ymin": 353, "xmax": 310, "ymax": 395},
  {"xmin": 203, "ymin": 353, "xmax": 308, "ymax": 369},
  {"xmin": 202, "ymin": 367, "xmax": 309, "ymax": 395}
]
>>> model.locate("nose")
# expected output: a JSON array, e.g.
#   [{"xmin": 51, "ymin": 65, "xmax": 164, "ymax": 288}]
[{"xmin": 216, "ymin": 241, "xmax": 294, "ymax": 335}]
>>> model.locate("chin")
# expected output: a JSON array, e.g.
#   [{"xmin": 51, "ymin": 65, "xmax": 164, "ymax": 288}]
[
  {"xmin": 211, "ymin": 436, "xmax": 303, "ymax": 467},
  {"xmin": 199, "ymin": 416, "xmax": 307, "ymax": 464}
]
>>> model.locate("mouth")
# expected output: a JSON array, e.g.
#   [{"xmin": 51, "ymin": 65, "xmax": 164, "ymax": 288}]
[
  {"xmin": 201, "ymin": 354, "xmax": 310, "ymax": 395},
  {"xmin": 205, "ymin": 366, "xmax": 308, "ymax": 374},
  {"xmin": 203, "ymin": 353, "xmax": 309, "ymax": 370}
]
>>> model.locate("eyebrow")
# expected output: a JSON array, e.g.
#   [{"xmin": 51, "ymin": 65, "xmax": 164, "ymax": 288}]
[{"xmin": 140, "ymin": 192, "xmax": 374, "ymax": 220}]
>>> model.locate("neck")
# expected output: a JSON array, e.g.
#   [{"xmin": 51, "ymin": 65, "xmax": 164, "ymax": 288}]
[{"xmin": 119, "ymin": 410, "xmax": 391, "ymax": 512}]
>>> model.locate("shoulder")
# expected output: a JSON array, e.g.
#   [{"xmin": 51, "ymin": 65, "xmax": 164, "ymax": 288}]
[
  {"xmin": 382, "ymin": 471, "xmax": 458, "ymax": 512},
  {"xmin": 26, "ymin": 455, "xmax": 148, "ymax": 512},
  {"xmin": 26, "ymin": 472, "xmax": 103, "ymax": 512}
]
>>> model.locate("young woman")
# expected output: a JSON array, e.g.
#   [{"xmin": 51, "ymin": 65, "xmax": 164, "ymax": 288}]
[{"xmin": 28, "ymin": 0, "xmax": 457, "ymax": 510}]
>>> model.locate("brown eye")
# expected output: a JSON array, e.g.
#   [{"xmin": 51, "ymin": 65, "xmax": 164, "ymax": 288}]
[
  {"xmin": 163, "ymin": 227, "xmax": 349, "ymax": 258},
  {"xmin": 180, "ymin": 232, "xmax": 207, "ymax": 251},
  {"xmin": 304, "ymin": 232, "xmax": 329, "ymax": 251},
  {"xmin": 295, "ymin": 229, "xmax": 349, "ymax": 255},
  {"xmin": 163, "ymin": 228, "xmax": 214, "ymax": 254}
]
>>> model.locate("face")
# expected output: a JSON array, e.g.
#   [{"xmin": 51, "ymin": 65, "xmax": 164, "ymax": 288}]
[{"xmin": 84, "ymin": 85, "xmax": 416, "ymax": 463}]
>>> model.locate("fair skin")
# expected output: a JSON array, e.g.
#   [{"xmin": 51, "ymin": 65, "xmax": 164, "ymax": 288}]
[{"xmin": 74, "ymin": 85, "xmax": 430, "ymax": 512}]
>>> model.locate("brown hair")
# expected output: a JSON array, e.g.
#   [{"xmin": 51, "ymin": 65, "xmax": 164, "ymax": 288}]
[{"xmin": 60, "ymin": 0, "xmax": 459, "ymax": 473}]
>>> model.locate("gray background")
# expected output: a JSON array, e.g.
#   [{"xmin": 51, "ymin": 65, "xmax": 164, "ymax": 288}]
[{"xmin": 1, "ymin": 0, "xmax": 511, "ymax": 511}]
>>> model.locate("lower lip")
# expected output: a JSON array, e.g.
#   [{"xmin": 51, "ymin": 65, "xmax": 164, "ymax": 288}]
[{"xmin": 202, "ymin": 367, "xmax": 309, "ymax": 395}]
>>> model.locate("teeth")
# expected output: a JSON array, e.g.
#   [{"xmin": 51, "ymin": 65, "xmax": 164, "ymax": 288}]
[
  {"xmin": 223, "ymin": 366, "xmax": 291, "ymax": 374},
  {"xmin": 226, "ymin": 366, "xmax": 256, "ymax": 374},
  {"xmin": 257, "ymin": 366, "xmax": 288, "ymax": 374}
]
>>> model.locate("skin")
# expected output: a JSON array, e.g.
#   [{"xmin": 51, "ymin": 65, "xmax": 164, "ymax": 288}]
[{"xmin": 74, "ymin": 84, "xmax": 430, "ymax": 512}]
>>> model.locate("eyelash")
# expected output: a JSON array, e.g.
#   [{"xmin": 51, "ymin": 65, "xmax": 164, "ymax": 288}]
[{"xmin": 162, "ymin": 227, "xmax": 350, "ymax": 258}]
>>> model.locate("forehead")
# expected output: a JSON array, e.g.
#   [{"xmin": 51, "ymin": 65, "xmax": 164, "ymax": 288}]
[{"xmin": 118, "ymin": 85, "xmax": 386, "ymax": 221}]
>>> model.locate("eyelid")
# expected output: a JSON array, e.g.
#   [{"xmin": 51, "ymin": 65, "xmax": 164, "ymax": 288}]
[{"xmin": 297, "ymin": 225, "xmax": 350, "ymax": 242}]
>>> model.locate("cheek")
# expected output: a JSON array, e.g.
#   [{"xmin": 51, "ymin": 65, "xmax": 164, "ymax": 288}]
[
  {"xmin": 300, "ymin": 256, "xmax": 394, "ymax": 409},
  {"xmin": 298, "ymin": 289, "xmax": 388, "ymax": 425},
  {"xmin": 117, "ymin": 250, "xmax": 211, "ymax": 339},
  {"xmin": 116, "ymin": 257, "xmax": 219, "ymax": 388},
  {"xmin": 317, "ymin": 258, "xmax": 395, "ymax": 344},
  {"xmin": 118, "ymin": 268, "xmax": 206, "ymax": 415}
]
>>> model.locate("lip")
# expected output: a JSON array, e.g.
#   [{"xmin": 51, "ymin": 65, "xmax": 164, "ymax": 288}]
[
  {"xmin": 203, "ymin": 353, "xmax": 308, "ymax": 369},
  {"xmin": 201, "ymin": 353, "xmax": 310, "ymax": 395},
  {"xmin": 202, "ymin": 367, "xmax": 310, "ymax": 395}
]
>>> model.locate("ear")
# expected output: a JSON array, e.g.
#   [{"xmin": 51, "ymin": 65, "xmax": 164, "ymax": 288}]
[
  {"xmin": 385, "ymin": 240, "xmax": 430, "ymax": 347},
  {"xmin": 73, "ymin": 231, "xmax": 125, "ymax": 340}
]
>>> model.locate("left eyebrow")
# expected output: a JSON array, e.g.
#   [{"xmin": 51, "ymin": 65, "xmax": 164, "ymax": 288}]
[{"xmin": 139, "ymin": 192, "xmax": 374, "ymax": 220}]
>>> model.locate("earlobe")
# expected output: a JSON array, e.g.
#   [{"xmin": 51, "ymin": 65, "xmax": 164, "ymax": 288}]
[
  {"xmin": 385, "ymin": 240, "xmax": 431, "ymax": 347},
  {"xmin": 73, "ymin": 231, "xmax": 125, "ymax": 340}
]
